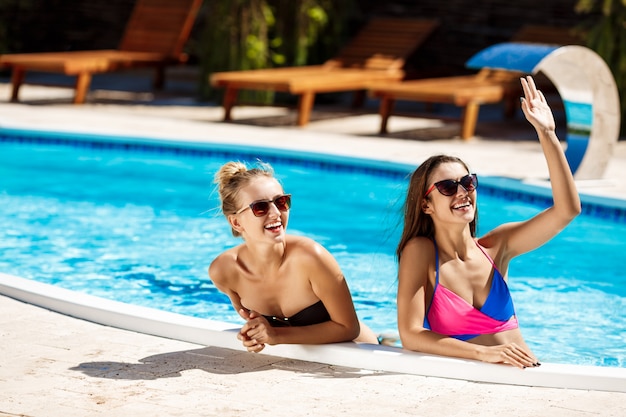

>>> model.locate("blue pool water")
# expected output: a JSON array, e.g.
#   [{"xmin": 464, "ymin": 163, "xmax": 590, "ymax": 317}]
[{"xmin": 1, "ymin": 131, "xmax": 625, "ymax": 367}]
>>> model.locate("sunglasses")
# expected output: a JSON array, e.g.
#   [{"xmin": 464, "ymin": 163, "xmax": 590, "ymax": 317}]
[
  {"xmin": 235, "ymin": 194, "xmax": 292, "ymax": 217},
  {"xmin": 424, "ymin": 174, "xmax": 478, "ymax": 197}
]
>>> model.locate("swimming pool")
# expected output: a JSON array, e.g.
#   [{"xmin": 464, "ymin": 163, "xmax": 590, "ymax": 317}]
[{"xmin": 1, "ymin": 128, "xmax": 625, "ymax": 368}]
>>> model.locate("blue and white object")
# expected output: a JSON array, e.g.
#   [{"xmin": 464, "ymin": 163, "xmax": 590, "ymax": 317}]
[{"xmin": 467, "ymin": 43, "xmax": 620, "ymax": 180}]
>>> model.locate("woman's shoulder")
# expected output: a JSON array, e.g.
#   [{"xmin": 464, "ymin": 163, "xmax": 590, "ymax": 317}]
[
  {"xmin": 398, "ymin": 237, "xmax": 436, "ymax": 272},
  {"xmin": 477, "ymin": 224, "xmax": 513, "ymax": 252},
  {"xmin": 286, "ymin": 235, "xmax": 334, "ymax": 263},
  {"xmin": 286, "ymin": 234, "xmax": 323, "ymax": 251},
  {"xmin": 211, "ymin": 244, "xmax": 241, "ymax": 262},
  {"xmin": 403, "ymin": 236, "xmax": 434, "ymax": 254},
  {"xmin": 208, "ymin": 245, "xmax": 242, "ymax": 282}
]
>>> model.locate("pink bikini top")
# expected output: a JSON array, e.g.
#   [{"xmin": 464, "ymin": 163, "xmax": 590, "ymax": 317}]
[{"xmin": 423, "ymin": 239, "xmax": 519, "ymax": 340}]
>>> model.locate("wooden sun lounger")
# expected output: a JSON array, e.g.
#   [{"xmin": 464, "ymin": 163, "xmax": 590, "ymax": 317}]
[
  {"xmin": 0, "ymin": 0, "xmax": 203, "ymax": 104},
  {"xmin": 369, "ymin": 24, "xmax": 585, "ymax": 140},
  {"xmin": 210, "ymin": 17, "xmax": 439, "ymax": 126},
  {"xmin": 370, "ymin": 69, "xmax": 522, "ymax": 140}
]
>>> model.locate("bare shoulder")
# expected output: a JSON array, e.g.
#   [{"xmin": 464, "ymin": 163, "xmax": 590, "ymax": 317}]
[
  {"xmin": 208, "ymin": 245, "xmax": 241, "ymax": 286},
  {"xmin": 401, "ymin": 236, "xmax": 434, "ymax": 260},
  {"xmin": 398, "ymin": 237, "xmax": 434, "ymax": 289},
  {"xmin": 286, "ymin": 234, "xmax": 328, "ymax": 257},
  {"xmin": 285, "ymin": 234, "xmax": 340, "ymax": 274},
  {"xmin": 478, "ymin": 221, "xmax": 521, "ymax": 250}
]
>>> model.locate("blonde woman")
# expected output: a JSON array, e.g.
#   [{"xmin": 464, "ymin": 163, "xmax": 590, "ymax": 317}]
[{"xmin": 210, "ymin": 161, "xmax": 378, "ymax": 352}]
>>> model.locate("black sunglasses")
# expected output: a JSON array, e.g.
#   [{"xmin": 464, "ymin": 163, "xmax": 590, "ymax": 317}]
[
  {"xmin": 235, "ymin": 194, "xmax": 292, "ymax": 217},
  {"xmin": 424, "ymin": 174, "xmax": 478, "ymax": 197}
]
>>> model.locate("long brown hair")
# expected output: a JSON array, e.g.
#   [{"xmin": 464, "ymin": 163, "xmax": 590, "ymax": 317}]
[{"xmin": 396, "ymin": 155, "xmax": 477, "ymax": 260}]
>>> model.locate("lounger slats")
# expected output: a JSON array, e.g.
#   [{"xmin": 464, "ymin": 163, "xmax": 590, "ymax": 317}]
[
  {"xmin": 334, "ymin": 19, "xmax": 440, "ymax": 70},
  {"xmin": 120, "ymin": 33, "xmax": 183, "ymax": 56},
  {"xmin": 0, "ymin": 0, "xmax": 203, "ymax": 104},
  {"xmin": 371, "ymin": 74, "xmax": 511, "ymax": 105},
  {"xmin": 0, "ymin": 51, "xmax": 173, "ymax": 74},
  {"xmin": 369, "ymin": 25, "xmax": 581, "ymax": 140},
  {"xmin": 210, "ymin": 17, "xmax": 439, "ymax": 126},
  {"xmin": 212, "ymin": 68, "xmax": 405, "ymax": 94},
  {"xmin": 287, "ymin": 70, "xmax": 406, "ymax": 92},
  {"xmin": 370, "ymin": 70, "xmax": 522, "ymax": 140},
  {"xmin": 120, "ymin": 1, "xmax": 199, "ymax": 57}
]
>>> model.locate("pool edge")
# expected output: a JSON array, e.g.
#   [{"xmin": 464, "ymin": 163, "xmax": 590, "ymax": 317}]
[{"xmin": 2, "ymin": 272, "xmax": 625, "ymax": 393}]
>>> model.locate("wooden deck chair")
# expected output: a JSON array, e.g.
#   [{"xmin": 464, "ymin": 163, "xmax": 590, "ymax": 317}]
[
  {"xmin": 369, "ymin": 24, "xmax": 585, "ymax": 140},
  {"xmin": 210, "ymin": 17, "xmax": 439, "ymax": 126},
  {"xmin": 0, "ymin": 0, "xmax": 204, "ymax": 104},
  {"xmin": 371, "ymin": 69, "xmax": 520, "ymax": 140}
]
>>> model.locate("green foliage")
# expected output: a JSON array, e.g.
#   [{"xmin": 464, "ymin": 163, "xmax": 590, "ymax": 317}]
[
  {"xmin": 575, "ymin": 0, "xmax": 626, "ymax": 136},
  {"xmin": 197, "ymin": 0, "xmax": 356, "ymax": 102}
]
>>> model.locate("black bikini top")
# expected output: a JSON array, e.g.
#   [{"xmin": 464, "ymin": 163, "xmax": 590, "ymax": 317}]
[{"xmin": 259, "ymin": 300, "xmax": 331, "ymax": 327}]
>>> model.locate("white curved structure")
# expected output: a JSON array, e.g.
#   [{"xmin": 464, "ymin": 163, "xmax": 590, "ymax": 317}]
[
  {"xmin": 467, "ymin": 43, "xmax": 620, "ymax": 180},
  {"xmin": 2, "ymin": 272, "xmax": 625, "ymax": 393}
]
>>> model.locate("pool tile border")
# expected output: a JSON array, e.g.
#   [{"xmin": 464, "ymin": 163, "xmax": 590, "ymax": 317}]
[{"xmin": 2, "ymin": 127, "xmax": 625, "ymax": 223}]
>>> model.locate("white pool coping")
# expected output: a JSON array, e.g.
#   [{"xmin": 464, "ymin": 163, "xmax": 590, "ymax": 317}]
[{"xmin": 2, "ymin": 272, "xmax": 625, "ymax": 393}]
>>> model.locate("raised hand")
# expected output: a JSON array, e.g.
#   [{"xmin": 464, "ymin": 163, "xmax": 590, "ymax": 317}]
[{"xmin": 520, "ymin": 75, "xmax": 556, "ymax": 132}]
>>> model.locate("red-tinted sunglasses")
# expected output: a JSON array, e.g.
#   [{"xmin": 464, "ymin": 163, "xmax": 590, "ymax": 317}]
[
  {"xmin": 424, "ymin": 174, "xmax": 478, "ymax": 197},
  {"xmin": 235, "ymin": 194, "xmax": 292, "ymax": 217}
]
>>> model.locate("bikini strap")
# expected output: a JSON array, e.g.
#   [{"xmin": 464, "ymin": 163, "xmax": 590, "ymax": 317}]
[
  {"xmin": 474, "ymin": 240, "xmax": 500, "ymax": 271},
  {"xmin": 474, "ymin": 239, "xmax": 506, "ymax": 281},
  {"xmin": 423, "ymin": 238, "xmax": 440, "ymax": 329},
  {"xmin": 432, "ymin": 238, "xmax": 440, "ymax": 285}
]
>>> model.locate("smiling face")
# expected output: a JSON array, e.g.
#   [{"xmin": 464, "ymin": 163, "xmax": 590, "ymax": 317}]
[
  {"xmin": 228, "ymin": 176, "xmax": 289, "ymax": 244},
  {"xmin": 422, "ymin": 162, "xmax": 477, "ymax": 227}
]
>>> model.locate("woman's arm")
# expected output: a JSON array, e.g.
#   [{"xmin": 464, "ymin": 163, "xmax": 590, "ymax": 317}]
[
  {"xmin": 208, "ymin": 252, "xmax": 244, "ymax": 312},
  {"xmin": 397, "ymin": 238, "xmax": 537, "ymax": 368},
  {"xmin": 482, "ymin": 76, "xmax": 581, "ymax": 258},
  {"xmin": 209, "ymin": 253, "xmax": 268, "ymax": 351}
]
